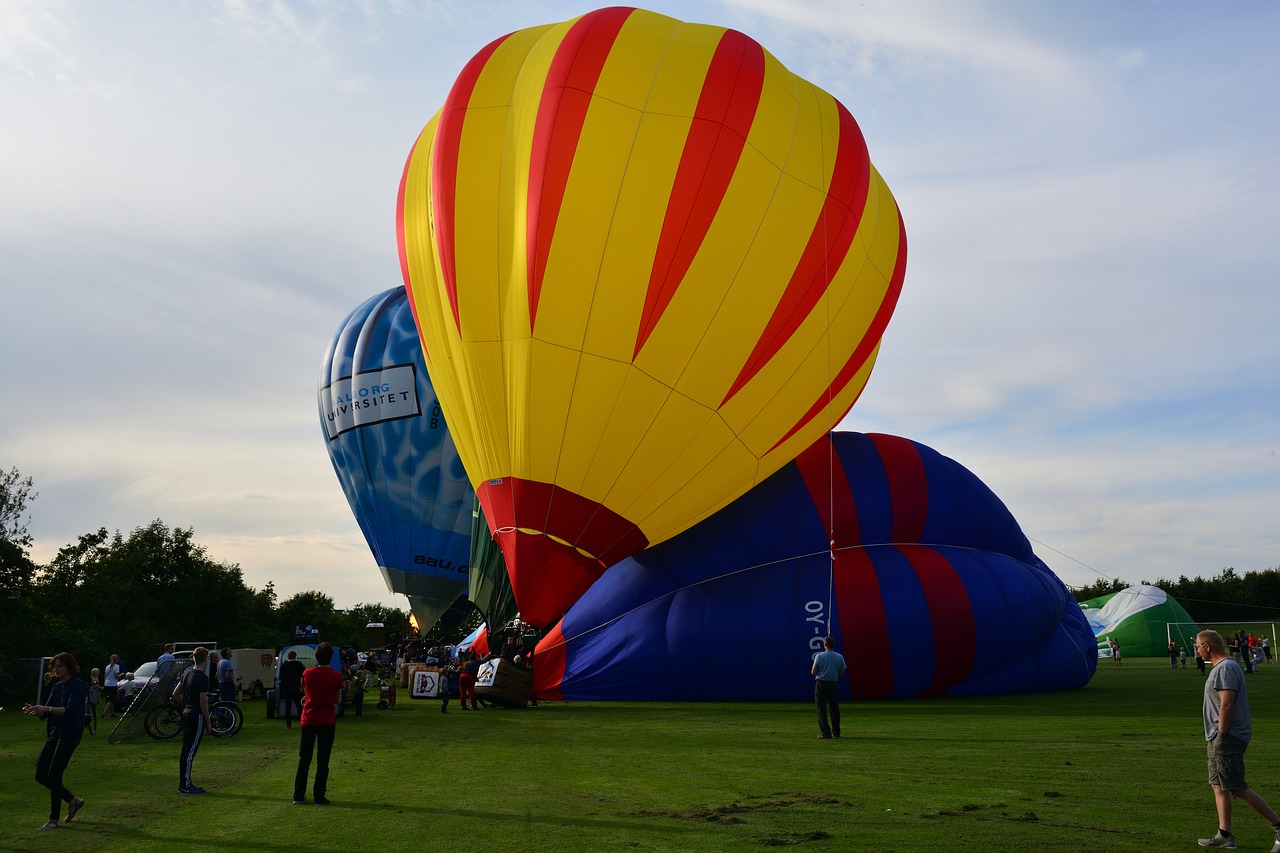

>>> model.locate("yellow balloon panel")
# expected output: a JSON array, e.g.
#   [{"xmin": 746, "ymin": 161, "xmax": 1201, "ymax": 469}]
[{"xmin": 399, "ymin": 6, "xmax": 906, "ymax": 626}]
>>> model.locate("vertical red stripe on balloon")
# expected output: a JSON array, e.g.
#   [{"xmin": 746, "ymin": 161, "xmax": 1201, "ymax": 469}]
[
  {"xmin": 432, "ymin": 34, "xmax": 509, "ymax": 332},
  {"xmin": 767, "ymin": 208, "xmax": 907, "ymax": 452},
  {"xmin": 834, "ymin": 548, "xmax": 893, "ymax": 698},
  {"xmin": 721, "ymin": 102, "xmax": 871, "ymax": 406},
  {"xmin": 633, "ymin": 30, "xmax": 765, "ymax": 358},
  {"xmin": 527, "ymin": 7, "xmax": 634, "ymax": 328},
  {"xmin": 794, "ymin": 435, "xmax": 892, "ymax": 697},
  {"xmin": 794, "ymin": 434, "xmax": 860, "ymax": 551},
  {"xmin": 868, "ymin": 434, "xmax": 927, "ymax": 544},
  {"xmin": 906, "ymin": 548, "xmax": 976, "ymax": 695}
]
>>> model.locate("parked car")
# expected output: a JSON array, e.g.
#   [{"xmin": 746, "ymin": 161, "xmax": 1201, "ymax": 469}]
[
  {"xmin": 116, "ymin": 652, "xmax": 195, "ymax": 708},
  {"xmin": 116, "ymin": 661, "xmax": 160, "ymax": 707}
]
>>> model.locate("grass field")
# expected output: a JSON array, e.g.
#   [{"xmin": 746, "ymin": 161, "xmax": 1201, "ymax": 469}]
[{"xmin": 2, "ymin": 657, "xmax": 1280, "ymax": 852}]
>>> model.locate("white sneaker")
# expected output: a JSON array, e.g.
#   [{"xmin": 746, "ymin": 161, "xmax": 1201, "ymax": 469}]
[{"xmin": 1198, "ymin": 832, "xmax": 1237, "ymax": 849}]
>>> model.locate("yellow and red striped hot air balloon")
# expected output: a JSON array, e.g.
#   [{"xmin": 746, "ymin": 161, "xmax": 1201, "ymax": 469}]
[{"xmin": 398, "ymin": 6, "xmax": 906, "ymax": 628}]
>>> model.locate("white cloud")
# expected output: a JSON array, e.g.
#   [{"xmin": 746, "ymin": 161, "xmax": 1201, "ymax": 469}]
[{"xmin": 4, "ymin": 0, "xmax": 1279, "ymax": 611}]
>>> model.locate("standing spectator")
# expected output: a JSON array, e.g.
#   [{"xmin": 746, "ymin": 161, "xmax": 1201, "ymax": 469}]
[
  {"xmin": 1194, "ymin": 630, "xmax": 1280, "ymax": 850},
  {"xmin": 156, "ymin": 643, "xmax": 177, "ymax": 678},
  {"xmin": 459, "ymin": 650, "xmax": 479, "ymax": 711},
  {"xmin": 176, "ymin": 646, "xmax": 211, "ymax": 795},
  {"xmin": 1239, "ymin": 632, "xmax": 1255, "ymax": 674},
  {"xmin": 810, "ymin": 636, "xmax": 846, "ymax": 740},
  {"xmin": 23, "ymin": 652, "xmax": 87, "ymax": 829},
  {"xmin": 1181, "ymin": 647, "xmax": 1189, "ymax": 669},
  {"xmin": 440, "ymin": 661, "xmax": 460, "ymax": 714},
  {"xmin": 86, "ymin": 667, "xmax": 101, "ymax": 730},
  {"xmin": 217, "ymin": 648, "xmax": 236, "ymax": 702},
  {"xmin": 1263, "ymin": 636, "xmax": 1273, "ymax": 665},
  {"xmin": 103, "ymin": 654, "xmax": 121, "ymax": 717},
  {"xmin": 293, "ymin": 642, "xmax": 343, "ymax": 806},
  {"xmin": 278, "ymin": 650, "xmax": 305, "ymax": 729},
  {"xmin": 351, "ymin": 664, "xmax": 369, "ymax": 717}
]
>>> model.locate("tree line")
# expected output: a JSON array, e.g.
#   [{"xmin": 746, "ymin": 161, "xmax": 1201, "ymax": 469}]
[
  {"xmin": 1070, "ymin": 567, "xmax": 1280, "ymax": 624},
  {"xmin": 0, "ymin": 466, "xmax": 432, "ymax": 707}
]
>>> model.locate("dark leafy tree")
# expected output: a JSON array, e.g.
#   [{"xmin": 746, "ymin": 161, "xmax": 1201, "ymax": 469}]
[
  {"xmin": 30, "ymin": 521, "xmax": 279, "ymax": 671},
  {"xmin": 0, "ymin": 466, "xmax": 36, "ymax": 548},
  {"xmin": 276, "ymin": 590, "xmax": 339, "ymax": 643},
  {"xmin": 1069, "ymin": 577, "xmax": 1130, "ymax": 602}
]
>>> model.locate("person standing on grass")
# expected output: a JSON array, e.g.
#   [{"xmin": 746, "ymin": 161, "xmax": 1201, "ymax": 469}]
[
  {"xmin": 459, "ymin": 649, "xmax": 479, "ymax": 710},
  {"xmin": 156, "ymin": 643, "xmax": 177, "ymax": 676},
  {"xmin": 293, "ymin": 642, "xmax": 344, "ymax": 806},
  {"xmin": 177, "ymin": 646, "xmax": 211, "ymax": 794},
  {"xmin": 278, "ymin": 650, "xmax": 305, "ymax": 729},
  {"xmin": 23, "ymin": 652, "xmax": 87, "ymax": 830},
  {"xmin": 1195, "ymin": 630, "xmax": 1280, "ymax": 851},
  {"xmin": 103, "ymin": 653, "xmax": 121, "ymax": 717},
  {"xmin": 811, "ymin": 636, "xmax": 846, "ymax": 740},
  {"xmin": 217, "ymin": 647, "xmax": 237, "ymax": 701}
]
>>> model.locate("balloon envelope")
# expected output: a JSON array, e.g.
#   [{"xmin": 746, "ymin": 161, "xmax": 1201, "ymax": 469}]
[
  {"xmin": 534, "ymin": 432, "xmax": 1097, "ymax": 700},
  {"xmin": 398, "ymin": 7, "xmax": 907, "ymax": 626},
  {"xmin": 319, "ymin": 287, "xmax": 473, "ymax": 631}
]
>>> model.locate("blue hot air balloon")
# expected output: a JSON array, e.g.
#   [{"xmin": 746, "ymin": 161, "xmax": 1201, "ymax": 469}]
[
  {"xmin": 533, "ymin": 431, "xmax": 1096, "ymax": 701},
  {"xmin": 319, "ymin": 287, "xmax": 474, "ymax": 631}
]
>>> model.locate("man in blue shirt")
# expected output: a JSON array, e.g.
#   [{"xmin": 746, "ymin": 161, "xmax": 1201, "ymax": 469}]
[
  {"xmin": 216, "ymin": 648, "xmax": 236, "ymax": 702},
  {"xmin": 156, "ymin": 644, "xmax": 177, "ymax": 678},
  {"xmin": 811, "ymin": 636, "xmax": 846, "ymax": 740}
]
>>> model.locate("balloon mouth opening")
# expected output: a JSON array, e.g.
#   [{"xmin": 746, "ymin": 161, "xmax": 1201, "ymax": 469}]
[{"xmin": 490, "ymin": 527, "xmax": 615, "ymax": 628}]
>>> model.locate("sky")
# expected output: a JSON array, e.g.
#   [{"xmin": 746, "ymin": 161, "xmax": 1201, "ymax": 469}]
[{"xmin": 2, "ymin": 0, "xmax": 1278, "ymax": 611}]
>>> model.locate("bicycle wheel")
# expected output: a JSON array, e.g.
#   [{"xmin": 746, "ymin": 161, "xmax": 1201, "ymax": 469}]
[
  {"xmin": 145, "ymin": 704, "xmax": 182, "ymax": 740},
  {"xmin": 209, "ymin": 702, "xmax": 243, "ymax": 738}
]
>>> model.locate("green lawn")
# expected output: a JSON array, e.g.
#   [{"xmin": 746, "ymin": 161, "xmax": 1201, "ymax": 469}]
[{"xmin": 2, "ymin": 658, "xmax": 1278, "ymax": 852}]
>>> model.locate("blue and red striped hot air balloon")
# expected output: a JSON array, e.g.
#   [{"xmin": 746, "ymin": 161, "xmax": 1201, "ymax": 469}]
[
  {"xmin": 532, "ymin": 432, "xmax": 1098, "ymax": 701},
  {"xmin": 398, "ymin": 8, "xmax": 907, "ymax": 627}
]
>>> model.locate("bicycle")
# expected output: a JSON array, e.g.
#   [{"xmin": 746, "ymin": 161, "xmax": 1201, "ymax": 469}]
[
  {"xmin": 208, "ymin": 699, "xmax": 243, "ymax": 738},
  {"xmin": 145, "ymin": 694, "xmax": 242, "ymax": 739}
]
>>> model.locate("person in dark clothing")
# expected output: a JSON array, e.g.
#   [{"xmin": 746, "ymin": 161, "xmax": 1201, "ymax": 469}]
[
  {"xmin": 177, "ymin": 646, "xmax": 211, "ymax": 794},
  {"xmin": 278, "ymin": 650, "xmax": 305, "ymax": 729},
  {"xmin": 24, "ymin": 652, "xmax": 87, "ymax": 829}
]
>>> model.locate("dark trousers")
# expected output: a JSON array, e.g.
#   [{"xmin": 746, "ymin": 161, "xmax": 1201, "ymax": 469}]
[
  {"xmin": 35, "ymin": 735, "xmax": 80, "ymax": 821},
  {"xmin": 179, "ymin": 710, "xmax": 204, "ymax": 789},
  {"xmin": 280, "ymin": 686, "xmax": 302, "ymax": 725},
  {"xmin": 815, "ymin": 680, "xmax": 841, "ymax": 737},
  {"xmin": 294, "ymin": 724, "xmax": 336, "ymax": 800}
]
